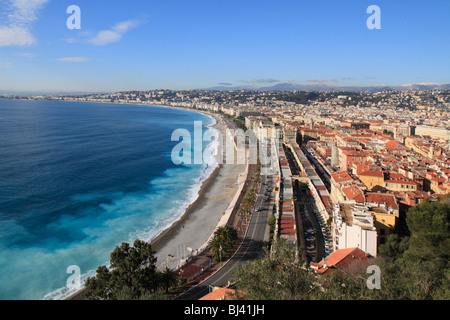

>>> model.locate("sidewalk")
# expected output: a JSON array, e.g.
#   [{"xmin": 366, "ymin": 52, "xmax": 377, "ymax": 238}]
[{"xmin": 168, "ymin": 164, "xmax": 258, "ymax": 298}]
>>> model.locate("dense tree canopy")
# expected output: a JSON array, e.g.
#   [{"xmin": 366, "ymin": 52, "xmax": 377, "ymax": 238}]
[
  {"xmin": 209, "ymin": 225, "xmax": 238, "ymax": 263},
  {"xmin": 84, "ymin": 240, "xmax": 172, "ymax": 300},
  {"xmin": 404, "ymin": 200, "xmax": 450, "ymax": 269}
]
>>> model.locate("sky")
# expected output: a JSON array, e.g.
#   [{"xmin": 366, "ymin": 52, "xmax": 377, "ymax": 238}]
[{"xmin": 0, "ymin": 0, "xmax": 449, "ymax": 93}]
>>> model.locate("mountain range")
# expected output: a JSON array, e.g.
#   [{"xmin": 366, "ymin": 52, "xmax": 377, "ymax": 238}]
[{"xmin": 203, "ymin": 82, "xmax": 450, "ymax": 92}]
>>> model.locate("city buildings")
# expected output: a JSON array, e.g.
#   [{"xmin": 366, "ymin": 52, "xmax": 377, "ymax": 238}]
[{"xmin": 10, "ymin": 87, "xmax": 449, "ymax": 266}]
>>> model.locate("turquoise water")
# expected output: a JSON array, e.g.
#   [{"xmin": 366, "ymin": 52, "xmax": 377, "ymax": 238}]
[{"xmin": 0, "ymin": 99, "xmax": 218, "ymax": 300}]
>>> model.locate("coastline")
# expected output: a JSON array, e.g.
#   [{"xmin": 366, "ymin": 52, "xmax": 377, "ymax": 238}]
[
  {"xmin": 66, "ymin": 102, "xmax": 247, "ymax": 299},
  {"xmin": 149, "ymin": 110, "xmax": 246, "ymax": 271}
]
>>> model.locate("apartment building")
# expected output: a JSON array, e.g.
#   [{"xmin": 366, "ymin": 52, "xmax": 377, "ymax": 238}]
[
  {"xmin": 332, "ymin": 201, "xmax": 378, "ymax": 257},
  {"xmin": 415, "ymin": 125, "xmax": 450, "ymax": 141}
]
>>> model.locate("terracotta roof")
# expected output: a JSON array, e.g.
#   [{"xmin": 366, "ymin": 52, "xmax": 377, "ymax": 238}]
[
  {"xmin": 358, "ymin": 169, "xmax": 384, "ymax": 177},
  {"xmin": 404, "ymin": 190, "xmax": 431, "ymax": 200},
  {"xmin": 365, "ymin": 193, "xmax": 399, "ymax": 210},
  {"xmin": 385, "ymin": 173, "xmax": 417, "ymax": 185},
  {"xmin": 200, "ymin": 288, "xmax": 236, "ymax": 300},
  {"xmin": 331, "ymin": 171, "xmax": 353, "ymax": 183},
  {"xmin": 311, "ymin": 248, "xmax": 370, "ymax": 274},
  {"xmin": 431, "ymin": 177, "xmax": 447, "ymax": 183},
  {"xmin": 342, "ymin": 185, "xmax": 365, "ymax": 203}
]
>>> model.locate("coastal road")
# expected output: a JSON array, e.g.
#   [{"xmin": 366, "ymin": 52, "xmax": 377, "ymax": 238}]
[{"xmin": 175, "ymin": 174, "xmax": 273, "ymax": 300}]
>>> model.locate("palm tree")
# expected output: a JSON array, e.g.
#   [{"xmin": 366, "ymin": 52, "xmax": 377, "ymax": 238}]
[
  {"xmin": 208, "ymin": 226, "xmax": 238, "ymax": 263},
  {"xmin": 160, "ymin": 267, "xmax": 178, "ymax": 293},
  {"xmin": 209, "ymin": 235, "xmax": 223, "ymax": 263},
  {"xmin": 222, "ymin": 225, "xmax": 238, "ymax": 250}
]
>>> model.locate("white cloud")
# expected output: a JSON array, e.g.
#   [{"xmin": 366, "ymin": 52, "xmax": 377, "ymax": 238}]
[
  {"xmin": 58, "ymin": 57, "xmax": 90, "ymax": 63},
  {"xmin": 8, "ymin": 0, "xmax": 49, "ymax": 24},
  {"xmin": 15, "ymin": 52, "xmax": 37, "ymax": 59},
  {"xmin": 0, "ymin": 0, "xmax": 49, "ymax": 47},
  {"xmin": 65, "ymin": 38, "xmax": 77, "ymax": 44},
  {"xmin": 0, "ymin": 25, "xmax": 36, "ymax": 46},
  {"xmin": 0, "ymin": 62, "xmax": 13, "ymax": 69},
  {"xmin": 87, "ymin": 20, "xmax": 139, "ymax": 46}
]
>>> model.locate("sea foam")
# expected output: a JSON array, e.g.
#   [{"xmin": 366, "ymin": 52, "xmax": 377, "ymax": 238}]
[{"xmin": 41, "ymin": 115, "xmax": 220, "ymax": 300}]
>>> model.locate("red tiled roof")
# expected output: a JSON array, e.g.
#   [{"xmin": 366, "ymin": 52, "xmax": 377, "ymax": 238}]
[
  {"xmin": 365, "ymin": 193, "xmax": 399, "ymax": 210},
  {"xmin": 358, "ymin": 169, "xmax": 384, "ymax": 177},
  {"xmin": 331, "ymin": 171, "xmax": 353, "ymax": 183},
  {"xmin": 320, "ymin": 195, "xmax": 332, "ymax": 209},
  {"xmin": 342, "ymin": 185, "xmax": 365, "ymax": 203},
  {"xmin": 311, "ymin": 248, "xmax": 370, "ymax": 274},
  {"xmin": 385, "ymin": 173, "xmax": 417, "ymax": 185},
  {"xmin": 200, "ymin": 288, "xmax": 236, "ymax": 300}
]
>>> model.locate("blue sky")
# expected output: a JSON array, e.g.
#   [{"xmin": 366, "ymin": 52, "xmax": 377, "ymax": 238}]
[{"xmin": 0, "ymin": 0, "xmax": 449, "ymax": 93}]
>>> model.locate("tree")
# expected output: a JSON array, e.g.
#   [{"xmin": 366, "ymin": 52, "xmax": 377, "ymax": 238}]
[
  {"xmin": 209, "ymin": 225, "xmax": 238, "ymax": 263},
  {"xmin": 378, "ymin": 233, "xmax": 409, "ymax": 262},
  {"xmin": 232, "ymin": 239, "xmax": 317, "ymax": 300},
  {"xmin": 160, "ymin": 267, "xmax": 178, "ymax": 293},
  {"xmin": 84, "ymin": 240, "xmax": 161, "ymax": 300},
  {"xmin": 403, "ymin": 200, "xmax": 450, "ymax": 269},
  {"xmin": 84, "ymin": 265, "xmax": 112, "ymax": 300}
]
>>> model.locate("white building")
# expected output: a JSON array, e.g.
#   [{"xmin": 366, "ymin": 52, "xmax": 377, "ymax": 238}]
[
  {"xmin": 332, "ymin": 201, "xmax": 378, "ymax": 257},
  {"xmin": 415, "ymin": 125, "xmax": 450, "ymax": 141}
]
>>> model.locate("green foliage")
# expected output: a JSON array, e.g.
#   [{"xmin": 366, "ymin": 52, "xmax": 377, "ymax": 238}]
[
  {"xmin": 114, "ymin": 286, "xmax": 169, "ymax": 300},
  {"xmin": 160, "ymin": 266, "xmax": 178, "ymax": 293},
  {"xmin": 83, "ymin": 239, "xmax": 176, "ymax": 300},
  {"xmin": 209, "ymin": 225, "xmax": 238, "ymax": 263},
  {"xmin": 378, "ymin": 233, "xmax": 410, "ymax": 262},
  {"xmin": 404, "ymin": 200, "xmax": 450, "ymax": 269},
  {"xmin": 239, "ymin": 189, "xmax": 257, "ymax": 216},
  {"xmin": 383, "ymin": 129, "xmax": 394, "ymax": 137}
]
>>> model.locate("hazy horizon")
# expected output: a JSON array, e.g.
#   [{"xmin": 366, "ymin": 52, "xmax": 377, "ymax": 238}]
[{"xmin": 1, "ymin": 1, "xmax": 449, "ymax": 93}]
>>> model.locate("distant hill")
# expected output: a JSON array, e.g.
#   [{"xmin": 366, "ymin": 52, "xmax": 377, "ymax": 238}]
[{"xmin": 203, "ymin": 82, "xmax": 450, "ymax": 92}]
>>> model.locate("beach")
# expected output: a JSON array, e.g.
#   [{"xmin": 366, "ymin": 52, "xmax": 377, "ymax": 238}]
[
  {"xmin": 65, "ymin": 107, "xmax": 247, "ymax": 300},
  {"xmin": 150, "ymin": 111, "xmax": 247, "ymax": 270}
]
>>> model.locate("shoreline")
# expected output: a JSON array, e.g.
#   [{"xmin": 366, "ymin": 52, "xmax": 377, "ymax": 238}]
[
  {"xmin": 149, "ymin": 163, "xmax": 221, "ymax": 255},
  {"xmin": 149, "ymin": 111, "xmax": 246, "ymax": 271},
  {"xmin": 149, "ymin": 114, "xmax": 221, "ymax": 256},
  {"xmin": 148, "ymin": 105, "xmax": 223, "ymax": 256},
  {"xmin": 66, "ymin": 102, "xmax": 246, "ymax": 300}
]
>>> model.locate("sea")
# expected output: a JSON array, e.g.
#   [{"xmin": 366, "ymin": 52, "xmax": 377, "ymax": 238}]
[{"xmin": 0, "ymin": 99, "xmax": 219, "ymax": 300}]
